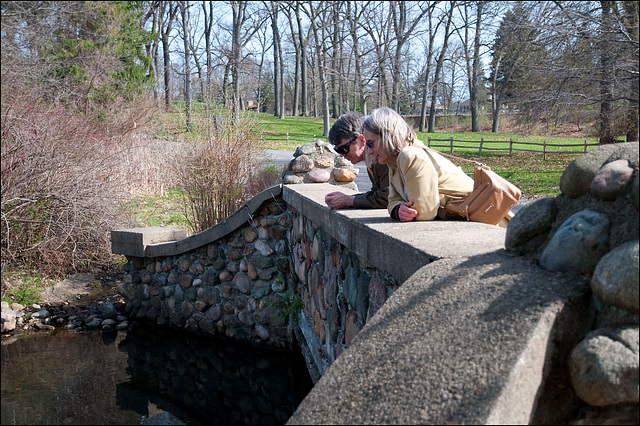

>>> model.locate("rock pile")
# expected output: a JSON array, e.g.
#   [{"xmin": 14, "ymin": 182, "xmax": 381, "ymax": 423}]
[
  {"xmin": 505, "ymin": 143, "xmax": 639, "ymax": 420},
  {"xmin": 282, "ymin": 140, "xmax": 359, "ymax": 191},
  {"xmin": 1, "ymin": 299, "xmax": 129, "ymax": 333}
]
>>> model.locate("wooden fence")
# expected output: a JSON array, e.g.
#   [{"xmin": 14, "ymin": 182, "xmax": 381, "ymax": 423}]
[
  {"xmin": 426, "ymin": 137, "xmax": 599, "ymax": 160},
  {"xmin": 261, "ymin": 133, "xmax": 327, "ymax": 145},
  {"xmin": 260, "ymin": 133, "xmax": 599, "ymax": 160}
]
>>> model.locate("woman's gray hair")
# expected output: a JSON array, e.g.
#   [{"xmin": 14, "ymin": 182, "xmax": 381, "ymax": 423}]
[{"xmin": 362, "ymin": 107, "xmax": 417, "ymax": 156}]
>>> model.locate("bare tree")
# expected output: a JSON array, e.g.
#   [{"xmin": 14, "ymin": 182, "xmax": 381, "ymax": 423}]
[
  {"xmin": 389, "ymin": 1, "xmax": 431, "ymax": 112},
  {"xmin": 599, "ymin": 0, "xmax": 616, "ymax": 144},
  {"xmin": 184, "ymin": 7, "xmax": 206, "ymax": 103},
  {"xmin": 284, "ymin": 2, "xmax": 301, "ymax": 116},
  {"xmin": 489, "ymin": 2, "xmax": 538, "ymax": 132},
  {"xmin": 142, "ymin": 2, "xmax": 162, "ymax": 101},
  {"xmin": 418, "ymin": 3, "xmax": 439, "ymax": 131},
  {"xmin": 227, "ymin": 1, "xmax": 266, "ymax": 117},
  {"xmin": 247, "ymin": 23, "xmax": 272, "ymax": 112},
  {"xmin": 428, "ymin": 1, "xmax": 455, "ymax": 132},
  {"xmin": 201, "ymin": 1, "xmax": 217, "ymax": 109},
  {"xmin": 361, "ymin": 2, "xmax": 393, "ymax": 107},
  {"xmin": 294, "ymin": 1, "xmax": 312, "ymax": 116},
  {"xmin": 159, "ymin": 1, "xmax": 179, "ymax": 111},
  {"xmin": 304, "ymin": 1, "xmax": 331, "ymax": 136},
  {"xmin": 179, "ymin": 1, "xmax": 193, "ymax": 131},
  {"xmin": 230, "ymin": 1, "xmax": 246, "ymax": 116},
  {"xmin": 505, "ymin": 1, "xmax": 638, "ymax": 141},
  {"xmin": 330, "ymin": 1, "xmax": 342, "ymax": 118},
  {"xmin": 456, "ymin": 0, "xmax": 487, "ymax": 132},
  {"xmin": 346, "ymin": 1, "xmax": 368, "ymax": 115},
  {"xmin": 267, "ymin": 1, "xmax": 285, "ymax": 118},
  {"xmin": 621, "ymin": 0, "xmax": 639, "ymax": 142}
]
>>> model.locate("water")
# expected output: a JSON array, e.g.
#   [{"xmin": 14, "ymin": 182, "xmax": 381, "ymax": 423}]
[{"xmin": 1, "ymin": 326, "xmax": 313, "ymax": 425}]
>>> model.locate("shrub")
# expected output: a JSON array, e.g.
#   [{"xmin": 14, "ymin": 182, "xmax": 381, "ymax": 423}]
[
  {"xmin": 1, "ymin": 86, "xmax": 133, "ymax": 280},
  {"xmin": 177, "ymin": 112, "xmax": 281, "ymax": 232}
]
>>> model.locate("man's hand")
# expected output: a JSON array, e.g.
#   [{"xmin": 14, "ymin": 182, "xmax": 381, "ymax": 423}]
[
  {"xmin": 398, "ymin": 201, "xmax": 418, "ymax": 222},
  {"xmin": 325, "ymin": 192, "xmax": 355, "ymax": 209}
]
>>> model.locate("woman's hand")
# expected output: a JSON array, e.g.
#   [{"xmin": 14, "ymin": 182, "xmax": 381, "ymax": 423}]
[{"xmin": 398, "ymin": 201, "xmax": 418, "ymax": 222}]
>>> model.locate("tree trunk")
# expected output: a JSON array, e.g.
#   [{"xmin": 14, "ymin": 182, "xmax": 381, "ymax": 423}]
[
  {"xmin": 347, "ymin": 2, "xmax": 366, "ymax": 115},
  {"xmin": 330, "ymin": 2, "xmax": 339, "ymax": 118},
  {"xmin": 160, "ymin": 1, "xmax": 177, "ymax": 112},
  {"xmin": 419, "ymin": 9, "xmax": 435, "ymax": 132},
  {"xmin": 308, "ymin": 2, "xmax": 330, "ymax": 136},
  {"xmin": 295, "ymin": 3, "xmax": 309, "ymax": 116},
  {"xmin": 287, "ymin": 8, "xmax": 300, "ymax": 117},
  {"xmin": 622, "ymin": 0, "xmax": 639, "ymax": 142},
  {"xmin": 278, "ymin": 24, "xmax": 285, "ymax": 119},
  {"xmin": 293, "ymin": 53, "xmax": 300, "ymax": 116},
  {"xmin": 273, "ymin": 38, "xmax": 279, "ymax": 115},
  {"xmin": 162, "ymin": 33, "xmax": 171, "ymax": 111},
  {"xmin": 202, "ymin": 1, "xmax": 213, "ymax": 109},
  {"xmin": 231, "ymin": 1, "xmax": 247, "ymax": 118},
  {"xmin": 270, "ymin": 1, "xmax": 284, "ymax": 118},
  {"xmin": 181, "ymin": 1, "xmax": 192, "ymax": 132},
  {"xmin": 144, "ymin": 3, "xmax": 160, "ymax": 101},
  {"xmin": 390, "ymin": 1, "xmax": 405, "ymax": 112},
  {"xmin": 428, "ymin": 4, "xmax": 453, "ymax": 133},
  {"xmin": 599, "ymin": 1, "xmax": 616, "ymax": 144},
  {"xmin": 222, "ymin": 60, "xmax": 230, "ymax": 108},
  {"xmin": 471, "ymin": 2, "xmax": 484, "ymax": 132}
]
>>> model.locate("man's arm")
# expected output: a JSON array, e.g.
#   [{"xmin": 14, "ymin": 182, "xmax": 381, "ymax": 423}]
[{"xmin": 352, "ymin": 162, "xmax": 389, "ymax": 209}]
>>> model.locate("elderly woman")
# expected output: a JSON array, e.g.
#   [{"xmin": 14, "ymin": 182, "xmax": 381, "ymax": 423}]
[{"xmin": 363, "ymin": 107, "xmax": 474, "ymax": 222}]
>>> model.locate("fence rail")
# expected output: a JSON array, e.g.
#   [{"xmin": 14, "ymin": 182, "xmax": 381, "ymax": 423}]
[
  {"xmin": 261, "ymin": 133, "xmax": 326, "ymax": 145},
  {"xmin": 426, "ymin": 137, "xmax": 599, "ymax": 159},
  {"xmin": 260, "ymin": 133, "xmax": 599, "ymax": 160}
]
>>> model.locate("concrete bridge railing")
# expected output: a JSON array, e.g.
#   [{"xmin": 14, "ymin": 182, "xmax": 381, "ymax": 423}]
[{"xmin": 112, "ymin": 182, "xmax": 595, "ymax": 424}]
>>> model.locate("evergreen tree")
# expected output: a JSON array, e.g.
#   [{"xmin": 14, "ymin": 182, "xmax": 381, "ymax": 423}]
[{"xmin": 1, "ymin": 1, "xmax": 155, "ymax": 119}]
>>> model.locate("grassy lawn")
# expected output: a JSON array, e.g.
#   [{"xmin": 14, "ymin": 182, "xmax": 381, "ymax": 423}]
[
  {"xmin": 125, "ymin": 188, "xmax": 193, "ymax": 232},
  {"xmin": 159, "ymin": 105, "xmax": 593, "ymax": 198}
]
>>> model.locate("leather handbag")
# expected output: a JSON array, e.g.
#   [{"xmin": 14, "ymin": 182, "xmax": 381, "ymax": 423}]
[
  {"xmin": 421, "ymin": 146, "xmax": 522, "ymax": 225},
  {"xmin": 444, "ymin": 163, "xmax": 522, "ymax": 225}
]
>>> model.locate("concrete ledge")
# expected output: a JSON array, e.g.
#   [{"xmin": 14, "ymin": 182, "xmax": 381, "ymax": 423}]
[
  {"xmin": 283, "ymin": 183, "xmax": 508, "ymax": 283},
  {"xmin": 111, "ymin": 184, "xmax": 284, "ymax": 258},
  {"xmin": 288, "ymin": 252, "xmax": 593, "ymax": 424},
  {"xmin": 111, "ymin": 227, "xmax": 188, "ymax": 257}
]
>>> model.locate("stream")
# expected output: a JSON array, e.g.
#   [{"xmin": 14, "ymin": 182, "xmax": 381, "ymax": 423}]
[{"xmin": 1, "ymin": 325, "xmax": 313, "ymax": 425}]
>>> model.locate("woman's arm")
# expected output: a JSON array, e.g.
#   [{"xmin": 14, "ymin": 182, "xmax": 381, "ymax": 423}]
[{"xmin": 398, "ymin": 148, "xmax": 440, "ymax": 221}]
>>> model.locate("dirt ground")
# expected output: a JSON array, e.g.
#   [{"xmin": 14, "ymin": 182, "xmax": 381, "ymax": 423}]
[{"xmin": 37, "ymin": 272, "xmax": 127, "ymax": 324}]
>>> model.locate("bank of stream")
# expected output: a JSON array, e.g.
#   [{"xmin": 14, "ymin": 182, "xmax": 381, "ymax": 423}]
[
  {"xmin": 1, "ymin": 274, "xmax": 314, "ymax": 425},
  {"xmin": 2, "ymin": 325, "xmax": 313, "ymax": 425}
]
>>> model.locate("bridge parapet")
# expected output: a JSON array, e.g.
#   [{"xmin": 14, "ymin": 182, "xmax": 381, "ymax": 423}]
[{"xmin": 111, "ymin": 181, "xmax": 619, "ymax": 424}]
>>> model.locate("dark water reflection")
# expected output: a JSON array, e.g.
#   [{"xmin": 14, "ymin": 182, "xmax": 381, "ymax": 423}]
[{"xmin": 1, "ymin": 326, "xmax": 313, "ymax": 425}]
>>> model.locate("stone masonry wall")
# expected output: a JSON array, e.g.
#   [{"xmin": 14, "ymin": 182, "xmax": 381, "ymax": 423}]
[
  {"xmin": 115, "ymin": 192, "xmax": 401, "ymax": 364},
  {"xmin": 117, "ymin": 197, "xmax": 294, "ymax": 348},
  {"xmin": 287, "ymin": 206, "xmax": 400, "ymax": 376}
]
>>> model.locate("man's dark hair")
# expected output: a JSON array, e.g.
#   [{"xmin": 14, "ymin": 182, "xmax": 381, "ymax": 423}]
[{"xmin": 328, "ymin": 112, "xmax": 363, "ymax": 145}]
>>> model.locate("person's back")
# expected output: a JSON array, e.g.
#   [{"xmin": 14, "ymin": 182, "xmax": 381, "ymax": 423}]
[
  {"xmin": 387, "ymin": 145, "xmax": 473, "ymax": 220},
  {"xmin": 363, "ymin": 107, "xmax": 473, "ymax": 221}
]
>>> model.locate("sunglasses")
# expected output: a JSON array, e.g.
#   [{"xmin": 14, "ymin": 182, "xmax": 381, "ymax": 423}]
[{"xmin": 335, "ymin": 136, "xmax": 358, "ymax": 155}]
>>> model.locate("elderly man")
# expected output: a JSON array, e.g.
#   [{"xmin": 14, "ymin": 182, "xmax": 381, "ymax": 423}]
[{"xmin": 324, "ymin": 113, "xmax": 389, "ymax": 210}]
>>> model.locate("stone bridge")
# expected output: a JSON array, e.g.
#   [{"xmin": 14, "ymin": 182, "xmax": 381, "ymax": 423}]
[{"xmin": 112, "ymin": 180, "xmax": 603, "ymax": 424}]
